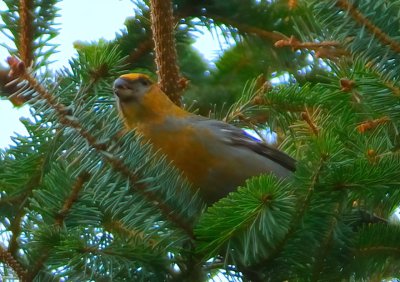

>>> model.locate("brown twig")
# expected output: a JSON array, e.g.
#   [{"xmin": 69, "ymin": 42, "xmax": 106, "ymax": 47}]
[
  {"xmin": 288, "ymin": 0, "xmax": 297, "ymax": 10},
  {"xmin": 314, "ymin": 46, "xmax": 349, "ymax": 59},
  {"xmin": 301, "ymin": 110, "xmax": 319, "ymax": 136},
  {"xmin": 55, "ymin": 172, "xmax": 90, "ymax": 226},
  {"xmin": 8, "ymin": 209, "xmax": 25, "ymax": 258},
  {"xmin": 0, "ymin": 67, "xmax": 32, "ymax": 106},
  {"xmin": 383, "ymin": 80, "xmax": 400, "ymax": 97},
  {"xmin": 7, "ymin": 57, "xmax": 196, "ymax": 239},
  {"xmin": 356, "ymin": 116, "xmax": 390, "ymax": 133},
  {"xmin": 275, "ymin": 36, "xmax": 349, "ymax": 59},
  {"xmin": 0, "ymin": 193, "xmax": 28, "ymax": 207},
  {"xmin": 275, "ymin": 36, "xmax": 340, "ymax": 50},
  {"xmin": 150, "ymin": 0, "xmax": 185, "ymax": 106},
  {"xmin": 104, "ymin": 219, "xmax": 158, "ymax": 248},
  {"xmin": 335, "ymin": 0, "xmax": 400, "ymax": 54},
  {"xmin": 356, "ymin": 246, "xmax": 400, "ymax": 255},
  {"xmin": 8, "ymin": 164, "xmax": 43, "ymax": 257},
  {"xmin": 25, "ymin": 249, "xmax": 50, "ymax": 281},
  {"xmin": 25, "ymin": 173, "xmax": 90, "ymax": 279},
  {"xmin": 0, "ymin": 245, "xmax": 27, "ymax": 281},
  {"xmin": 125, "ymin": 39, "xmax": 154, "ymax": 65},
  {"xmin": 362, "ymin": 62, "xmax": 400, "ymax": 96},
  {"xmin": 19, "ymin": 0, "xmax": 34, "ymax": 66},
  {"xmin": 340, "ymin": 78, "xmax": 356, "ymax": 92},
  {"xmin": 207, "ymin": 13, "xmax": 286, "ymax": 42}
]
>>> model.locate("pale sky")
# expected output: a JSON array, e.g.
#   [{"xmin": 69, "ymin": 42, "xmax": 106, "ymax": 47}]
[{"xmin": 0, "ymin": 0, "xmax": 225, "ymax": 149}]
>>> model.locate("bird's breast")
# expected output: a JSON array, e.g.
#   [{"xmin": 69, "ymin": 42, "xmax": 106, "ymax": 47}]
[
  {"xmin": 135, "ymin": 117, "xmax": 291, "ymax": 203},
  {"xmin": 137, "ymin": 121, "xmax": 219, "ymax": 186}
]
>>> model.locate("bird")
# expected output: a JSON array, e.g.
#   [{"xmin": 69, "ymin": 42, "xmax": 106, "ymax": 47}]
[{"xmin": 113, "ymin": 73, "xmax": 296, "ymax": 203}]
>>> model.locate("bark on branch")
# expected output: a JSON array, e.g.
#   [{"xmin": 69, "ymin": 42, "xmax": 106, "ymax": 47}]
[{"xmin": 150, "ymin": 0, "xmax": 186, "ymax": 106}]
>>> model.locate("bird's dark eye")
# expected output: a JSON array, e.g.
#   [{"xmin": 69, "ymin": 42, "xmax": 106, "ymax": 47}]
[{"xmin": 138, "ymin": 78, "xmax": 150, "ymax": 86}]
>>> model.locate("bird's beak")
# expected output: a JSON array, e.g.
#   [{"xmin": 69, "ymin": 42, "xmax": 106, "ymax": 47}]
[
  {"xmin": 113, "ymin": 77, "xmax": 140, "ymax": 103},
  {"xmin": 113, "ymin": 77, "xmax": 130, "ymax": 98}
]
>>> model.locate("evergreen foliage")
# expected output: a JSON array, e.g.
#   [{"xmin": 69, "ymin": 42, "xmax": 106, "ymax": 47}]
[{"xmin": 1, "ymin": 0, "xmax": 400, "ymax": 281}]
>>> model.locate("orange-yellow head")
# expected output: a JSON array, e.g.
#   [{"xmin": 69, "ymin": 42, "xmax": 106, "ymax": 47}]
[
  {"xmin": 113, "ymin": 73, "xmax": 154, "ymax": 104},
  {"xmin": 113, "ymin": 73, "xmax": 187, "ymax": 128}
]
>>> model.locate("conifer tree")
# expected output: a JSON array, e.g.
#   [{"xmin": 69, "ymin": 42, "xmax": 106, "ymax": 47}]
[{"xmin": 1, "ymin": 0, "xmax": 400, "ymax": 281}]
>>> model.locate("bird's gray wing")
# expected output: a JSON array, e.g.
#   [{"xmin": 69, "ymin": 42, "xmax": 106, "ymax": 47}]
[{"xmin": 189, "ymin": 115, "xmax": 296, "ymax": 172}]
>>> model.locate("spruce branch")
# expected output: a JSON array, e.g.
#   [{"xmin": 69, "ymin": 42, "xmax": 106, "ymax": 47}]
[
  {"xmin": 314, "ymin": 47, "xmax": 349, "ymax": 59},
  {"xmin": 357, "ymin": 246, "xmax": 400, "ymax": 255},
  {"xmin": 383, "ymin": 80, "xmax": 400, "ymax": 97},
  {"xmin": 0, "ymin": 245, "xmax": 27, "ymax": 281},
  {"xmin": 8, "ymin": 163, "xmax": 43, "ymax": 256},
  {"xmin": 384, "ymin": 81, "xmax": 400, "ymax": 97},
  {"xmin": 206, "ymin": 13, "xmax": 286, "ymax": 42},
  {"xmin": 354, "ymin": 210, "xmax": 388, "ymax": 226},
  {"xmin": 335, "ymin": 0, "xmax": 400, "ymax": 54},
  {"xmin": 222, "ymin": 76, "xmax": 276, "ymax": 143},
  {"xmin": 18, "ymin": 0, "xmax": 34, "ymax": 66},
  {"xmin": 356, "ymin": 116, "xmax": 390, "ymax": 133},
  {"xmin": 28, "ymin": 171, "xmax": 90, "ymax": 280},
  {"xmin": 275, "ymin": 36, "xmax": 340, "ymax": 49},
  {"xmin": 310, "ymin": 202, "xmax": 342, "ymax": 281},
  {"xmin": 301, "ymin": 110, "xmax": 320, "ymax": 136},
  {"xmin": 0, "ymin": 193, "xmax": 27, "ymax": 207},
  {"xmin": 278, "ymin": 158, "xmax": 324, "ymax": 246},
  {"xmin": 350, "ymin": 224, "xmax": 400, "ymax": 278},
  {"xmin": 54, "ymin": 172, "xmax": 90, "ymax": 226},
  {"xmin": 288, "ymin": 0, "xmax": 298, "ymax": 10},
  {"xmin": 103, "ymin": 219, "xmax": 158, "ymax": 247},
  {"xmin": 26, "ymin": 249, "xmax": 50, "ymax": 281},
  {"xmin": 339, "ymin": 78, "xmax": 356, "ymax": 92},
  {"xmin": 0, "ymin": 68, "xmax": 30, "ymax": 105},
  {"xmin": 253, "ymin": 158, "xmax": 325, "ymax": 270},
  {"xmin": 149, "ymin": 0, "xmax": 185, "ymax": 106},
  {"xmin": 125, "ymin": 38, "xmax": 154, "ymax": 65},
  {"xmin": 7, "ymin": 56, "xmax": 195, "ymax": 239},
  {"xmin": 27, "ymin": 174, "xmax": 142, "ymax": 281},
  {"xmin": 8, "ymin": 208, "xmax": 25, "ymax": 258},
  {"xmin": 223, "ymin": 76, "xmax": 270, "ymax": 123},
  {"xmin": 274, "ymin": 35, "xmax": 348, "ymax": 58},
  {"xmin": 195, "ymin": 175, "xmax": 295, "ymax": 266}
]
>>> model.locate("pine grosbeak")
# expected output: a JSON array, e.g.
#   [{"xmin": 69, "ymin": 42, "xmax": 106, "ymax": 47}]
[{"xmin": 113, "ymin": 73, "xmax": 296, "ymax": 203}]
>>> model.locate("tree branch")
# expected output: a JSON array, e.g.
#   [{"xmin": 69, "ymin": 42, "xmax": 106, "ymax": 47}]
[
  {"xmin": 0, "ymin": 68, "xmax": 31, "ymax": 106},
  {"xmin": 252, "ymin": 158, "xmax": 325, "ymax": 270},
  {"xmin": 150, "ymin": 0, "xmax": 185, "ymax": 106},
  {"xmin": 207, "ymin": 13, "xmax": 286, "ymax": 42},
  {"xmin": 25, "ymin": 249, "xmax": 50, "ymax": 281},
  {"xmin": 7, "ymin": 57, "xmax": 196, "ymax": 239},
  {"xmin": 8, "ymin": 165, "xmax": 43, "ymax": 256},
  {"xmin": 103, "ymin": 219, "xmax": 158, "ymax": 247},
  {"xmin": 24, "ymin": 173, "xmax": 90, "ymax": 279},
  {"xmin": 335, "ymin": 0, "xmax": 400, "ymax": 54},
  {"xmin": 125, "ymin": 38, "xmax": 154, "ymax": 65},
  {"xmin": 311, "ymin": 202, "xmax": 342, "ymax": 281},
  {"xmin": 274, "ymin": 35, "xmax": 348, "ymax": 59},
  {"xmin": 55, "ymin": 172, "xmax": 90, "ymax": 226},
  {"xmin": 0, "ymin": 245, "xmax": 27, "ymax": 281},
  {"xmin": 19, "ymin": 0, "xmax": 35, "ymax": 66}
]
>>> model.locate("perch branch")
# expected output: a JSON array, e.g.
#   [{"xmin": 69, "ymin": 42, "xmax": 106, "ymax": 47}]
[{"xmin": 149, "ymin": 0, "xmax": 186, "ymax": 105}]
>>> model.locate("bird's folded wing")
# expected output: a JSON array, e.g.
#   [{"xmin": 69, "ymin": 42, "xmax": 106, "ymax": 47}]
[{"xmin": 189, "ymin": 115, "xmax": 296, "ymax": 172}]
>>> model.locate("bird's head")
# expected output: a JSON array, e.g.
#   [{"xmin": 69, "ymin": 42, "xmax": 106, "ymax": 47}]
[
  {"xmin": 113, "ymin": 73, "xmax": 153, "ymax": 104},
  {"xmin": 113, "ymin": 73, "xmax": 186, "ymax": 127}
]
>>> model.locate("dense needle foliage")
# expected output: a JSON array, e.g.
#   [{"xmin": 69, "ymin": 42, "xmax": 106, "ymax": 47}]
[{"xmin": 1, "ymin": 0, "xmax": 400, "ymax": 281}]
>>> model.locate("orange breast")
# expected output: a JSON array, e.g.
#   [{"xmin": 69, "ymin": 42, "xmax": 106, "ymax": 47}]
[{"xmin": 136, "ymin": 123, "xmax": 218, "ymax": 187}]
